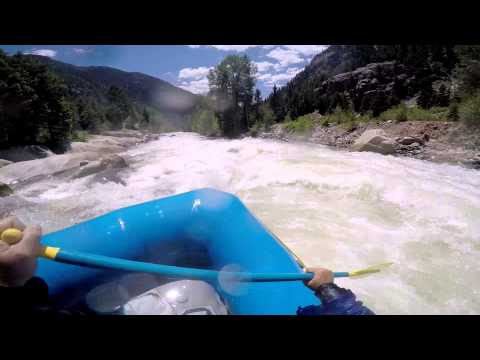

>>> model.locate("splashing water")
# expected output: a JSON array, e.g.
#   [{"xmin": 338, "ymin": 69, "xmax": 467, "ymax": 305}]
[{"xmin": 5, "ymin": 132, "xmax": 480, "ymax": 314}]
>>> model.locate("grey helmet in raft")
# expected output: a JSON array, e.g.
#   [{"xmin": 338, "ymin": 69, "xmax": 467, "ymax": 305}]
[{"xmin": 121, "ymin": 280, "xmax": 229, "ymax": 315}]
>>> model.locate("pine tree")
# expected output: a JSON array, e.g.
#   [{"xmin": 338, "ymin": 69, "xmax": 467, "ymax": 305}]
[
  {"xmin": 143, "ymin": 108, "xmax": 150, "ymax": 126},
  {"xmin": 252, "ymin": 89, "xmax": 262, "ymax": 126},
  {"xmin": 418, "ymin": 82, "xmax": 434, "ymax": 109},
  {"xmin": 207, "ymin": 54, "xmax": 256, "ymax": 137},
  {"xmin": 269, "ymin": 84, "xmax": 283, "ymax": 121},
  {"xmin": 436, "ymin": 84, "xmax": 450, "ymax": 107}
]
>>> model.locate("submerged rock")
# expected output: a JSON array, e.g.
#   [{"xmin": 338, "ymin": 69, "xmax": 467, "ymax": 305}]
[
  {"xmin": 462, "ymin": 157, "xmax": 480, "ymax": 170},
  {"xmin": 100, "ymin": 154, "xmax": 128, "ymax": 169},
  {"xmin": 91, "ymin": 169, "xmax": 127, "ymax": 186},
  {"xmin": 101, "ymin": 130, "xmax": 143, "ymax": 139},
  {"xmin": 72, "ymin": 154, "xmax": 128, "ymax": 180},
  {"xmin": 0, "ymin": 182, "xmax": 13, "ymax": 197},
  {"xmin": 0, "ymin": 159, "xmax": 13, "ymax": 168}
]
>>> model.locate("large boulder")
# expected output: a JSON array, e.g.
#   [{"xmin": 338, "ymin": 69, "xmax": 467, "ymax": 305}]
[
  {"xmin": 100, "ymin": 154, "xmax": 128, "ymax": 169},
  {"xmin": 72, "ymin": 154, "xmax": 128, "ymax": 180},
  {"xmin": 0, "ymin": 182, "xmax": 13, "ymax": 197},
  {"xmin": 396, "ymin": 136, "xmax": 425, "ymax": 146},
  {"xmin": 0, "ymin": 159, "xmax": 13, "ymax": 168},
  {"xmin": 351, "ymin": 129, "xmax": 396, "ymax": 155},
  {"xmin": 0, "ymin": 145, "xmax": 54, "ymax": 162},
  {"xmin": 0, "ymin": 152, "xmax": 101, "ymax": 184}
]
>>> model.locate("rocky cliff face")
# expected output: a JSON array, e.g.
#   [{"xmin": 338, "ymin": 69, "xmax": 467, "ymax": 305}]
[
  {"xmin": 274, "ymin": 45, "xmax": 456, "ymax": 120},
  {"xmin": 316, "ymin": 61, "xmax": 420, "ymax": 115}
]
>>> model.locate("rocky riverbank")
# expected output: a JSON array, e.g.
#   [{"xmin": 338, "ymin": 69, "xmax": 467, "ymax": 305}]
[
  {"xmin": 0, "ymin": 130, "xmax": 161, "ymax": 197},
  {"xmin": 259, "ymin": 120, "xmax": 480, "ymax": 169}
]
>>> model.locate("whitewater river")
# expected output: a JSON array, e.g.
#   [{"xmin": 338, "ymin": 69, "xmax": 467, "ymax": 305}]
[{"xmin": 4, "ymin": 132, "xmax": 480, "ymax": 314}]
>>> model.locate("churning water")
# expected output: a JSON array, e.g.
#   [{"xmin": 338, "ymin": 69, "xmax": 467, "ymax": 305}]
[{"xmin": 5, "ymin": 132, "xmax": 480, "ymax": 314}]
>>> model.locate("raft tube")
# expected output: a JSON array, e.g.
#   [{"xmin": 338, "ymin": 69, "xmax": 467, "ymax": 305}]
[{"xmin": 36, "ymin": 188, "xmax": 320, "ymax": 314}]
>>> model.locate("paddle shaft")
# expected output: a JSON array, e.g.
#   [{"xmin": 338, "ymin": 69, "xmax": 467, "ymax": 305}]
[
  {"xmin": 49, "ymin": 247, "xmax": 349, "ymax": 282},
  {"xmin": 1, "ymin": 228, "xmax": 351, "ymax": 282}
]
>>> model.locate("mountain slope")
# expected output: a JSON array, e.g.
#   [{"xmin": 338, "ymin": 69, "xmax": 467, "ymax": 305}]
[{"xmin": 27, "ymin": 55, "xmax": 200, "ymax": 122}]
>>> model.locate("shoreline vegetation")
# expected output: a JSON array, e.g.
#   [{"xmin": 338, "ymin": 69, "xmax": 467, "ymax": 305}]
[{"xmin": 1, "ymin": 45, "xmax": 480, "ymax": 173}]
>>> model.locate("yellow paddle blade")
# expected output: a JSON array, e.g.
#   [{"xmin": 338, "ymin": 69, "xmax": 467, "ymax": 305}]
[{"xmin": 349, "ymin": 262, "xmax": 394, "ymax": 279}]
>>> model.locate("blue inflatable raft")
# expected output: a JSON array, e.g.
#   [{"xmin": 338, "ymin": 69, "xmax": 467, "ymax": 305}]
[{"xmin": 36, "ymin": 188, "xmax": 320, "ymax": 315}]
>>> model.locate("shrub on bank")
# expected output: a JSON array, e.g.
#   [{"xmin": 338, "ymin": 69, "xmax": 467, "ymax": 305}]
[
  {"xmin": 284, "ymin": 114, "xmax": 315, "ymax": 134},
  {"xmin": 249, "ymin": 122, "xmax": 265, "ymax": 137},
  {"xmin": 71, "ymin": 130, "xmax": 89, "ymax": 142},
  {"xmin": 281, "ymin": 102, "xmax": 458, "ymax": 137},
  {"xmin": 447, "ymin": 102, "xmax": 459, "ymax": 121},
  {"xmin": 190, "ymin": 109, "xmax": 220, "ymax": 136},
  {"xmin": 379, "ymin": 105, "xmax": 448, "ymax": 122},
  {"xmin": 459, "ymin": 93, "xmax": 480, "ymax": 126}
]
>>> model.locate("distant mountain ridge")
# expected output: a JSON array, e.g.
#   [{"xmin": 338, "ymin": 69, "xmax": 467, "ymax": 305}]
[{"xmin": 27, "ymin": 54, "xmax": 199, "ymax": 115}]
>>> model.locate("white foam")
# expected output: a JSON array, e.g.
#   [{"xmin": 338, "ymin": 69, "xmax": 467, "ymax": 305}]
[{"xmin": 10, "ymin": 132, "xmax": 480, "ymax": 314}]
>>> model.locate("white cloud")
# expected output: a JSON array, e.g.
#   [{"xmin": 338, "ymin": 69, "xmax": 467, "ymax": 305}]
[
  {"xmin": 178, "ymin": 66, "xmax": 212, "ymax": 80},
  {"xmin": 258, "ymin": 67, "xmax": 302, "ymax": 87},
  {"xmin": 177, "ymin": 66, "xmax": 213, "ymax": 94},
  {"xmin": 262, "ymin": 45, "xmax": 276, "ymax": 50},
  {"xmin": 254, "ymin": 61, "xmax": 275, "ymax": 73},
  {"xmin": 210, "ymin": 45, "xmax": 259, "ymax": 51},
  {"xmin": 24, "ymin": 48, "xmax": 57, "ymax": 57},
  {"xmin": 266, "ymin": 47, "xmax": 304, "ymax": 67},
  {"xmin": 72, "ymin": 48, "xmax": 93, "ymax": 55},
  {"xmin": 282, "ymin": 45, "xmax": 327, "ymax": 56},
  {"xmin": 179, "ymin": 78, "xmax": 209, "ymax": 94},
  {"xmin": 188, "ymin": 45, "xmax": 259, "ymax": 52}
]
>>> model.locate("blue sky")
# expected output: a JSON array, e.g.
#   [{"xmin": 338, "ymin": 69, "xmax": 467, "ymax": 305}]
[{"xmin": 0, "ymin": 45, "xmax": 327, "ymax": 97}]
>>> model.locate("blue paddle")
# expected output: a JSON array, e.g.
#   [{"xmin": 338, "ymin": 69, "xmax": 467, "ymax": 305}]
[{"xmin": 2, "ymin": 228, "xmax": 392, "ymax": 282}]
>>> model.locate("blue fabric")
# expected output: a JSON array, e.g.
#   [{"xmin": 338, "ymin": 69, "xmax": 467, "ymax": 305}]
[
  {"xmin": 36, "ymin": 188, "xmax": 320, "ymax": 314},
  {"xmin": 297, "ymin": 285, "xmax": 375, "ymax": 315}
]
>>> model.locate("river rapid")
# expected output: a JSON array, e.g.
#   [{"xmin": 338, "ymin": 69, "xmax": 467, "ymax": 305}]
[{"xmin": 4, "ymin": 132, "xmax": 480, "ymax": 314}]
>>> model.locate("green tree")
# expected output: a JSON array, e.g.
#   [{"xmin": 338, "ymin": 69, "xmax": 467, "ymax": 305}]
[
  {"xmin": 251, "ymin": 89, "xmax": 262, "ymax": 126},
  {"xmin": 0, "ymin": 51, "xmax": 73, "ymax": 152},
  {"xmin": 106, "ymin": 85, "xmax": 132, "ymax": 129},
  {"xmin": 259, "ymin": 103, "xmax": 275, "ymax": 131},
  {"xmin": 140, "ymin": 107, "xmax": 150, "ymax": 129},
  {"xmin": 436, "ymin": 84, "xmax": 450, "ymax": 107},
  {"xmin": 269, "ymin": 84, "xmax": 283, "ymax": 121},
  {"xmin": 418, "ymin": 82, "xmax": 434, "ymax": 109},
  {"xmin": 454, "ymin": 45, "xmax": 480, "ymax": 96},
  {"xmin": 208, "ymin": 55, "xmax": 256, "ymax": 138}
]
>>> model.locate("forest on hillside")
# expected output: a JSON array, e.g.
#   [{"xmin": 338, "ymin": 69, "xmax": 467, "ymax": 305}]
[{"xmin": 0, "ymin": 51, "xmax": 202, "ymax": 152}]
